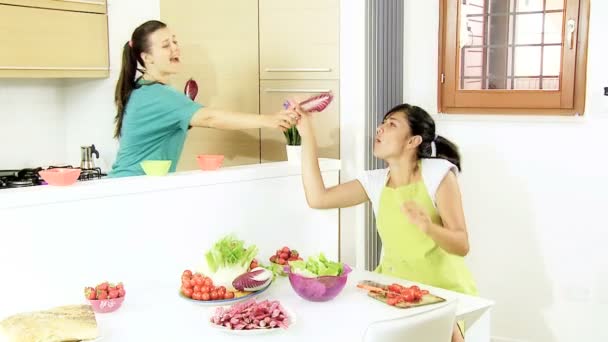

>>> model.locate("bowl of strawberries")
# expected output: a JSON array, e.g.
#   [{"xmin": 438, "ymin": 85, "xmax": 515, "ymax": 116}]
[
  {"xmin": 269, "ymin": 246, "xmax": 302, "ymax": 266},
  {"xmin": 84, "ymin": 281, "xmax": 126, "ymax": 313}
]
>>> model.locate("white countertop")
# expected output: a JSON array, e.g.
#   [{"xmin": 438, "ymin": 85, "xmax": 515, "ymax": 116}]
[
  {"xmin": 0, "ymin": 159, "xmax": 340, "ymax": 210},
  {"xmin": 86, "ymin": 269, "xmax": 492, "ymax": 341}
]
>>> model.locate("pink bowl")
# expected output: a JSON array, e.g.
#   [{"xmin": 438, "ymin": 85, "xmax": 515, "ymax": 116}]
[
  {"xmin": 196, "ymin": 154, "xmax": 224, "ymax": 170},
  {"xmin": 38, "ymin": 168, "xmax": 81, "ymax": 186},
  {"xmin": 286, "ymin": 264, "xmax": 352, "ymax": 302},
  {"xmin": 88, "ymin": 296, "xmax": 125, "ymax": 313}
]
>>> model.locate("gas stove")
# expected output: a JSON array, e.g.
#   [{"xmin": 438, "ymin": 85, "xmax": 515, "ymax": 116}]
[{"xmin": 0, "ymin": 166, "xmax": 106, "ymax": 190}]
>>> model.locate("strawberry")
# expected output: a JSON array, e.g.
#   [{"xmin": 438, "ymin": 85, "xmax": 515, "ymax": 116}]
[
  {"xmin": 108, "ymin": 289, "xmax": 119, "ymax": 299},
  {"xmin": 118, "ymin": 288, "xmax": 126, "ymax": 297},
  {"xmin": 97, "ymin": 290, "xmax": 108, "ymax": 300},
  {"xmin": 96, "ymin": 282, "xmax": 109, "ymax": 292},
  {"xmin": 84, "ymin": 287, "xmax": 96, "ymax": 300},
  {"xmin": 290, "ymin": 250, "xmax": 299, "ymax": 257}
]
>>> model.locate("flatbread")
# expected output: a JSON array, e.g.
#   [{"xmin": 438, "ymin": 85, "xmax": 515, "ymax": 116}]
[{"xmin": 0, "ymin": 305, "xmax": 99, "ymax": 342}]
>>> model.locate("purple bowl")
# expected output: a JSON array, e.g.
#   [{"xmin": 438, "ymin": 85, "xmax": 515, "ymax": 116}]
[{"xmin": 285, "ymin": 264, "xmax": 352, "ymax": 302}]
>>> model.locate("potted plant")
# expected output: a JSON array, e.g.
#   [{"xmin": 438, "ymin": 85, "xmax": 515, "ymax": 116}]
[{"xmin": 284, "ymin": 125, "xmax": 301, "ymax": 164}]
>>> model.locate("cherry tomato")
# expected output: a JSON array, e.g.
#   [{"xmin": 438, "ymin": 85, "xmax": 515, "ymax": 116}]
[
  {"xmin": 193, "ymin": 285, "xmax": 201, "ymax": 293},
  {"xmin": 182, "ymin": 280, "xmax": 193, "ymax": 289},
  {"xmin": 201, "ymin": 286, "xmax": 210, "ymax": 293},
  {"xmin": 182, "ymin": 288, "xmax": 193, "ymax": 298},
  {"xmin": 224, "ymin": 292, "xmax": 235, "ymax": 299},
  {"xmin": 218, "ymin": 288, "xmax": 226, "ymax": 297},
  {"xmin": 201, "ymin": 293, "xmax": 210, "ymax": 301},
  {"xmin": 192, "ymin": 292, "xmax": 202, "ymax": 300},
  {"xmin": 183, "ymin": 270, "xmax": 193, "ymax": 277},
  {"xmin": 210, "ymin": 291, "xmax": 219, "ymax": 300},
  {"xmin": 195, "ymin": 278, "xmax": 204, "ymax": 286},
  {"xmin": 203, "ymin": 278, "xmax": 213, "ymax": 287}
]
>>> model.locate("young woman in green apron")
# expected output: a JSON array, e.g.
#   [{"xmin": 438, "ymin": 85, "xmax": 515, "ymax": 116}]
[{"xmin": 295, "ymin": 103, "xmax": 476, "ymax": 341}]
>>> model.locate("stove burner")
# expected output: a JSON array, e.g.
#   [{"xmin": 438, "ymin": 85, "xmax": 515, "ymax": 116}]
[{"xmin": 0, "ymin": 165, "xmax": 106, "ymax": 190}]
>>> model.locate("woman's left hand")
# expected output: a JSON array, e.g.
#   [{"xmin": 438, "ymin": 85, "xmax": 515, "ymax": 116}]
[{"xmin": 401, "ymin": 201, "xmax": 432, "ymax": 234}]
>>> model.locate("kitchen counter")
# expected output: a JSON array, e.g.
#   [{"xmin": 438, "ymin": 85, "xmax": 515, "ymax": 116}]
[
  {"xmin": 0, "ymin": 159, "xmax": 341, "ymax": 210},
  {"xmin": 94, "ymin": 270, "xmax": 492, "ymax": 341}
]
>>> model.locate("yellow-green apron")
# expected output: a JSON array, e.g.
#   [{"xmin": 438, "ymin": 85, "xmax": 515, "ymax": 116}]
[{"xmin": 375, "ymin": 173, "xmax": 478, "ymax": 336}]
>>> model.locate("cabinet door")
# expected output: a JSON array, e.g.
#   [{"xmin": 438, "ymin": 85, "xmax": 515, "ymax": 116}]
[
  {"xmin": 260, "ymin": 80, "xmax": 339, "ymax": 162},
  {"xmin": 0, "ymin": 0, "xmax": 106, "ymax": 14},
  {"xmin": 0, "ymin": 5, "xmax": 108, "ymax": 78},
  {"xmin": 161, "ymin": 0, "xmax": 261, "ymax": 170},
  {"xmin": 259, "ymin": 0, "xmax": 339, "ymax": 80}
]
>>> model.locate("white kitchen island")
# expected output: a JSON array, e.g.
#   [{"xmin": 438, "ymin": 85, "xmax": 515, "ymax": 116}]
[
  {"xmin": 0, "ymin": 160, "xmax": 340, "ymax": 318},
  {"xmin": 0, "ymin": 159, "xmax": 494, "ymax": 341}
]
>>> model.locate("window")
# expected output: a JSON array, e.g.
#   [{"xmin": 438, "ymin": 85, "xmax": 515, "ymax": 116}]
[{"xmin": 438, "ymin": 0, "xmax": 589, "ymax": 114}]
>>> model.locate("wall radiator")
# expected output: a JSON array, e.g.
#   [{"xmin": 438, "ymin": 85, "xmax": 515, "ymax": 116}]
[{"xmin": 364, "ymin": 0, "xmax": 404, "ymax": 271}]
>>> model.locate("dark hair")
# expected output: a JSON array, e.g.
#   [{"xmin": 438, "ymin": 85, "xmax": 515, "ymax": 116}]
[
  {"xmin": 384, "ymin": 103, "xmax": 461, "ymax": 171},
  {"xmin": 114, "ymin": 20, "xmax": 167, "ymax": 138}
]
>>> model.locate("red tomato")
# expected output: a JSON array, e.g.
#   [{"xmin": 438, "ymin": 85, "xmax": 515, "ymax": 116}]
[
  {"xmin": 181, "ymin": 276, "xmax": 191, "ymax": 283},
  {"xmin": 224, "ymin": 292, "xmax": 235, "ymax": 299},
  {"xmin": 218, "ymin": 288, "xmax": 226, "ymax": 297},
  {"xmin": 200, "ymin": 286, "xmax": 210, "ymax": 293},
  {"xmin": 182, "ymin": 280, "xmax": 193, "ymax": 289},
  {"xmin": 195, "ymin": 278, "xmax": 204, "ymax": 286},
  {"xmin": 201, "ymin": 293, "xmax": 210, "ymax": 301},
  {"xmin": 203, "ymin": 278, "xmax": 213, "ymax": 287},
  {"xmin": 183, "ymin": 270, "xmax": 193, "ymax": 277},
  {"xmin": 182, "ymin": 288, "xmax": 193, "ymax": 298},
  {"xmin": 210, "ymin": 291, "xmax": 219, "ymax": 300},
  {"xmin": 280, "ymin": 253, "xmax": 289, "ymax": 260},
  {"xmin": 403, "ymin": 293, "xmax": 414, "ymax": 302},
  {"xmin": 278, "ymin": 258, "xmax": 286, "ymax": 265},
  {"xmin": 387, "ymin": 298, "xmax": 399, "ymax": 306},
  {"xmin": 193, "ymin": 285, "xmax": 201, "ymax": 293},
  {"xmin": 282, "ymin": 246, "xmax": 290, "ymax": 253},
  {"xmin": 190, "ymin": 279, "xmax": 197, "ymax": 287},
  {"xmin": 192, "ymin": 292, "xmax": 202, "ymax": 301}
]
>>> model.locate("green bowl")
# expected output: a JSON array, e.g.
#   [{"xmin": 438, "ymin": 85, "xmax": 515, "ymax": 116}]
[{"xmin": 140, "ymin": 160, "xmax": 172, "ymax": 176}]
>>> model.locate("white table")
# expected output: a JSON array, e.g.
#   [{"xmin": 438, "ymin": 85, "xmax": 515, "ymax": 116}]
[{"xmin": 93, "ymin": 269, "xmax": 493, "ymax": 341}]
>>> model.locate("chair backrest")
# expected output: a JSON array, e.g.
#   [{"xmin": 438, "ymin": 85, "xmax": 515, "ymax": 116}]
[{"xmin": 363, "ymin": 300, "xmax": 458, "ymax": 342}]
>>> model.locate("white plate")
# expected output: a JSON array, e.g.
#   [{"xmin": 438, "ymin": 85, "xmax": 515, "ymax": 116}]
[
  {"xmin": 208, "ymin": 304, "xmax": 296, "ymax": 335},
  {"xmin": 179, "ymin": 281, "xmax": 272, "ymax": 307}
]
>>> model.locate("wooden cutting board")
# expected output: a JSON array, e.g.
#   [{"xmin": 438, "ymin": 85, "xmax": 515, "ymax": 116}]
[
  {"xmin": 359, "ymin": 280, "xmax": 446, "ymax": 309},
  {"xmin": 0, "ymin": 304, "xmax": 99, "ymax": 342}
]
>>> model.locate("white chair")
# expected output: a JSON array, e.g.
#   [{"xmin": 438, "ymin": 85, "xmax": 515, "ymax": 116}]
[{"xmin": 363, "ymin": 300, "xmax": 458, "ymax": 342}]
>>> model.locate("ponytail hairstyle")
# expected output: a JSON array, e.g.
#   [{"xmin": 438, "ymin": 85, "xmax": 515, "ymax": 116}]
[
  {"xmin": 114, "ymin": 20, "xmax": 167, "ymax": 138},
  {"xmin": 384, "ymin": 103, "xmax": 462, "ymax": 171}
]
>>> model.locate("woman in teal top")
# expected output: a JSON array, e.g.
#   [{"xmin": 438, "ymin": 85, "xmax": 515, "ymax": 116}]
[
  {"xmin": 294, "ymin": 103, "xmax": 475, "ymax": 342},
  {"xmin": 109, "ymin": 21, "xmax": 296, "ymax": 177}
]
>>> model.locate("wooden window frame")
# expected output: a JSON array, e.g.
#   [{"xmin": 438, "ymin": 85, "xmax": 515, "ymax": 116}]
[{"xmin": 438, "ymin": 0, "xmax": 590, "ymax": 115}]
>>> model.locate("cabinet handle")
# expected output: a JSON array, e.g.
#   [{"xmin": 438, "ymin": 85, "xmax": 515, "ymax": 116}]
[
  {"xmin": 53, "ymin": 0, "xmax": 106, "ymax": 5},
  {"xmin": 264, "ymin": 68, "xmax": 332, "ymax": 72},
  {"xmin": 566, "ymin": 18, "xmax": 576, "ymax": 50},
  {"xmin": 264, "ymin": 88, "xmax": 332, "ymax": 93},
  {"xmin": 0, "ymin": 66, "xmax": 108, "ymax": 70}
]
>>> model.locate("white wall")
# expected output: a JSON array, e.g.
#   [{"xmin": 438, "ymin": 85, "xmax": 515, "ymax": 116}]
[
  {"xmin": 0, "ymin": 80, "xmax": 66, "ymax": 169},
  {"xmin": 339, "ymin": 0, "xmax": 367, "ymax": 268},
  {"xmin": 402, "ymin": 1, "xmax": 607, "ymax": 341},
  {"xmin": 0, "ymin": 0, "xmax": 160, "ymax": 170},
  {"xmin": 63, "ymin": 0, "xmax": 161, "ymax": 171}
]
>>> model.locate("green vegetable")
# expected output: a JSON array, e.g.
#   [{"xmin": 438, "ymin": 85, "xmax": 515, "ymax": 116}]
[
  {"xmin": 200, "ymin": 234, "xmax": 258, "ymax": 291},
  {"xmin": 288, "ymin": 253, "xmax": 343, "ymax": 277}
]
